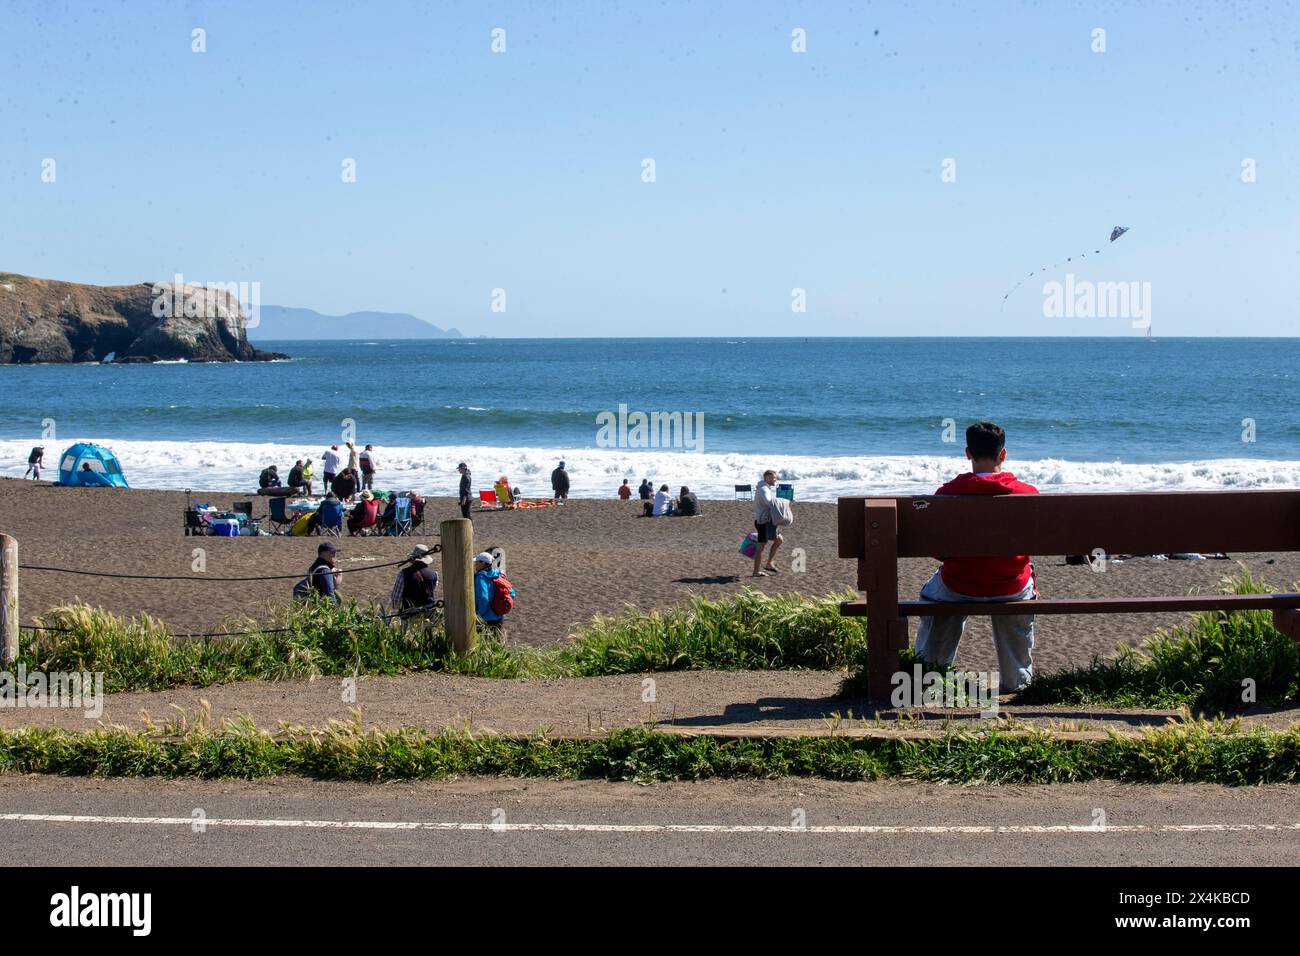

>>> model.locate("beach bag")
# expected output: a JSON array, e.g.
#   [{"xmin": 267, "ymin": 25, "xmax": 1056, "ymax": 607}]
[
  {"xmin": 739, "ymin": 531, "xmax": 759, "ymax": 558},
  {"xmin": 772, "ymin": 497, "xmax": 794, "ymax": 528},
  {"xmin": 489, "ymin": 575, "xmax": 515, "ymax": 616}
]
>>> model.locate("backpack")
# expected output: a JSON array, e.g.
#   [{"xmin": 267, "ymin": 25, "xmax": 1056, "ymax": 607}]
[{"xmin": 489, "ymin": 574, "xmax": 515, "ymax": 616}]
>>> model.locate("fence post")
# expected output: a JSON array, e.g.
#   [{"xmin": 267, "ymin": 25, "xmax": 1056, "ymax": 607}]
[
  {"xmin": 439, "ymin": 519, "xmax": 476, "ymax": 654},
  {"xmin": 0, "ymin": 534, "xmax": 16, "ymax": 665}
]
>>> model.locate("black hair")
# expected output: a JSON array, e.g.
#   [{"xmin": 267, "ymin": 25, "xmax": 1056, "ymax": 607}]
[{"xmin": 966, "ymin": 421, "xmax": 1006, "ymax": 460}]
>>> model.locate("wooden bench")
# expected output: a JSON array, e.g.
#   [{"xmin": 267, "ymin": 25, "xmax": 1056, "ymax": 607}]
[{"xmin": 837, "ymin": 490, "xmax": 1300, "ymax": 700}]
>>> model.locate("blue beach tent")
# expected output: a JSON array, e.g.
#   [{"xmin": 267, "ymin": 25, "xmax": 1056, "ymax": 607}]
[{"xmin": 56, "ymin": 443, "xmax": 129, "ymax": 488}]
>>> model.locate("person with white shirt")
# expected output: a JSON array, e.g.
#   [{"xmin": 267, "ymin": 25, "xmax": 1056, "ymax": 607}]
[
  {"xmin": 652, "ymin": 483, "xmax": 674, "ymax": 516},
  {"xmin": 321, "ymin": 445, "xmax": 342, "ymax": 488},
  {"xmin": 752, "ymin": 469, "xmax": 782, "ymax": 576}
]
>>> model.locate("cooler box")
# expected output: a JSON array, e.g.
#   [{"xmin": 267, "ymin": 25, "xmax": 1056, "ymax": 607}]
[{"xmin": 211, "ymin": 519, "xmax": 239, "ymax": 537}]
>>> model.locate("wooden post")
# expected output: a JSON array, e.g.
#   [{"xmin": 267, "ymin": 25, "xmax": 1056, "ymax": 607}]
[
  {"xmin": 862, "ymin": 500, "xmax": 904, "ymax": 703},
  {"xmin": 439, "ymin": 518, "xmax": 476, "ymax": 654},
  {"xmin": 0, "ymin": 534, "xmax": 16, "ymax": 665}
]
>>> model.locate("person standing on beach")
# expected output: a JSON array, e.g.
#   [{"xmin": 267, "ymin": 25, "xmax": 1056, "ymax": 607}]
[
  {"xmin": 300, "ymin": 457, "xmax": 314, "ymax": 495},
  {"xmin": 913, "ymin": 421, "xmax": 1039, "ymax": 693},
  {"xmin": 321, "ymin": 445, "xmax": 341, "ymax": 488},
  {"xmin": 24, "ymin": 446, "xmax": 44, "ymax": 479},
  {"xmin": 618, "ymin": 479, "xmax": 631, "ymax": 500},
  {"xmin": 638, "ymin": 479, "xmax": 652, "ymax": 500},
  {"xmin": 474, "ymin": 551, "xmax": 514, "ymax": 636},
  {"xmin": 551, "ymin": 461, "xmax": 570, "ymax": 503},
  {"xmin": 457, "ymin": 462, "xmax": 473, "ymax": 519},
  {"xmin": 358, "ymin": 444, "xmax": 378, "ymax": 491},
  {"xmin": 752, "ymin": 469, "xmax": 782, "ymax": 576}
]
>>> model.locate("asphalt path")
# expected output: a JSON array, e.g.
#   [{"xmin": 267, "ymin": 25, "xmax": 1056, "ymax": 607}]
[{"xmin": 1, "ymin": 775, "xmax": 1296, "ymax": 866}]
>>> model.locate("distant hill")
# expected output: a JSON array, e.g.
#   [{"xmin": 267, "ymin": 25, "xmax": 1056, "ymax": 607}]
[{"xmin": 248, "ymin": 306, "xmax": 462, "ymax": 341}]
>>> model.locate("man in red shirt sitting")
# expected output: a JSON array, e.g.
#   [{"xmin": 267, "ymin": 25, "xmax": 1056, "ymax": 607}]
[{"xmin": 914, "ymin": 421, "xmax": 1038, "ymax": 693}]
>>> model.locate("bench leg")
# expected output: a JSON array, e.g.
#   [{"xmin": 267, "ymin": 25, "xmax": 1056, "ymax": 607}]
[
  {"xmin": 1273, "ymin": 608, "xmax": 1300, "ymax": 642},
  {"xmin": 865, "ymin": 612, "xmax": 907, "ymax": 703}
]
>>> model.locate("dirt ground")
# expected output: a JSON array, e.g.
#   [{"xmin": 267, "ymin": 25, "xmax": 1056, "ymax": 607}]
[{"xmin": 2, "ymin": 477, "xmax": 1297, "ymax": 680}]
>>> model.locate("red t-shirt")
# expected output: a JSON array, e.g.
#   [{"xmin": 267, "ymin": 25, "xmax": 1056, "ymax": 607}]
[
  {"xmin": 618, "ymin": 485, "xmax": 631, "ymax": 500},
  {"xmin": 934, "ymin": 471, "xmax": 1039, "ymax": 597}
]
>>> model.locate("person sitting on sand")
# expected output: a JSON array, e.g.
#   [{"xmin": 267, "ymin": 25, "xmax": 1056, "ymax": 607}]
[
  {"xmin": 913, "ymin": 421, "xmax": 1039, "ymax": 694},
  {"xmin": 24, "ymin": 446, "xmax": 44, "ymax": 480},
  {"xmin": 347, "ymin": 489, "xmax": 381, "ymax": 535},
  {"xmin": 494, "ymin": 476, "xmax": 514, "ymax": 508},
  {"xmin": 618, "ymin": 479, "xmax": 631, "ymax": 500},
  {"xmin": 300, "ymin": 541, "xmax": 341, "ymax": 603},
  {"xmin": 675, "ymin": 485, "xmax": 701, "ymax": 517},
  {"xmin": 392, "ymin": 544, "xmax": 439, "ymax": 623},
  {"xmin": 287, "ymin": 460, "xmax": 306, "ymax": 492},
  {"xmin": 652, "ymin": 484, "xmax": 674, "ymax": 517},
  {"xmin": 474, "ymin": 551, "xmax": 514, "ymax": 635},
  {"xmin": 752, "ymin": 470, "xmax": 781, "ymax": 577},
  {"xmin": 259, "ymin": 464, "xmax": 282, "ymax": 490}
]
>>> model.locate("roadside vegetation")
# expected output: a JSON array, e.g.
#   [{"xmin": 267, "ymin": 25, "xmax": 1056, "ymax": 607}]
[{"xmin": 1, "ymin": 714, "xmax": 1294, "ymax": 785}]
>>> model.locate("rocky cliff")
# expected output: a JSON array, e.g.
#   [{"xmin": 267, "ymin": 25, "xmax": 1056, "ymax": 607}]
[{"xmin": 0, "ymin": 273, "xmax": 288, "ymax": 363}]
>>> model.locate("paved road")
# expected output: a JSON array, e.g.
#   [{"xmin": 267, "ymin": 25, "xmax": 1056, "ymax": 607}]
[{"xmin": 1, "ymin": 776, "xmax": 1296, "ymax": 866}]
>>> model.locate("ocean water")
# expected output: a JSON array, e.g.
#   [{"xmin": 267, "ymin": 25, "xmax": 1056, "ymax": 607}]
[{"xmin": 2, "ymin": 338, "xmax": 1297, "ymax": 500}]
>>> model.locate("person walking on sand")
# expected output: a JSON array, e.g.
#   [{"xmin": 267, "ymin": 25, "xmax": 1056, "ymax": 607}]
[
  {"xmin": 24, "ymin": 446, "xmax": 44, "ymax": 480},
  {"xmin": 391, "ymin": 544, "xmax": 439, "ymax": 625},
  {"xmin": 618, "ymin": 479, "xmax": 631, "ymax": 500},
  {"xmin": 912, "ymin": 421, "xmax": 1039, "ymax": 694},
  {"xmin": 457, "ymin": 462, "xmax": 473, "ymax": 519},
  {"xmin": 551, "ymin": 460, "xmax": 570, "ymax": 503},
  {"xmin": 752, "ymin": 469, "xmax": 782, "ymax": 576},
  {"xmin": 293, "ymin": 541, "xmax": 341, "ymax": 603}
]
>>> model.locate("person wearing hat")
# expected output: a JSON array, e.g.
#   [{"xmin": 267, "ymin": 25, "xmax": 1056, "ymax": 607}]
[
  {"xmin": 306, "ymin": 541, "xmax": 341, "ymax": 603},
  {"xmin": 457, "ymin": 462, "xmax": 473, "ymax": 519},
  {"xmin": 473, "ymin": 551, "xmax": 514, "ymax": 634},
  {"xmin": 550, "ymin": 460, "xmax": 570, "ymax": 504},
  {"xmin": 347, "ymin": 488, "xmax": 380, "ymax": 535},
  {"xmin": 390, "ymin": 544, "xmax": 439, "ymax": 623},
  {"xmin": 24, "ymin": 446, "xmax": 45, "ymax": 480}
]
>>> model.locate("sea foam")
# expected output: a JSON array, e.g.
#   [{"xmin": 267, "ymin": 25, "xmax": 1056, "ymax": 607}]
[{"xmin": 3, "ymin": 439, "xmax": 1298, "ymax": 501}]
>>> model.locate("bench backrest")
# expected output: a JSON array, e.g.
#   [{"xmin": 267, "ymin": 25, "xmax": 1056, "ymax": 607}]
[{"xmin": 839, "ymin": 490, "xmax": 1300, "ymax": 561}]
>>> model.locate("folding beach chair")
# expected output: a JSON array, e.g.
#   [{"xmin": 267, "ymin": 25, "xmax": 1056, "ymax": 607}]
[
  {"xmin": 388, "ymin": 496, "xmax": 413, "ymax": 536},
  {"xmin": 478, "ymin": 489, "xmax": 501, "ymax": 510},
  {"xmin": 267, "ymin": 496, "xmax": 293, "ymax": 533},
  {"xmin": 734, "ymin": 484, "xmax": 752, "ymax": 500},
  {"xmin": 318, "ymin": 499, "xmax": 345, "ymax": 536}
]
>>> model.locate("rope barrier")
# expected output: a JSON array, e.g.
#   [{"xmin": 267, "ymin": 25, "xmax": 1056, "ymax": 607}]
[{"xmin": 21, "ymin": 543, "xmax": 441, "ymax": 582}]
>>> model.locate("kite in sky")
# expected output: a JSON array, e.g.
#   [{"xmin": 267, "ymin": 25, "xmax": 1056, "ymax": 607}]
[{"xmin": 1001, "ymin": 226, "xmax": 1131, "ymax": 309}]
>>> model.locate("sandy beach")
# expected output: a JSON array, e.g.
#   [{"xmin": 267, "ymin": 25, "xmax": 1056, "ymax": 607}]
[{"xmin": 2, "ymin": 477, "xmax": 1296, "ymax": 677}]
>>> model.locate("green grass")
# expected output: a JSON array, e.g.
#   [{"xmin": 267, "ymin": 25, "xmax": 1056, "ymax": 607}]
[
  {"xmin": 0, "ymin": 717, "xmax": 1294, "ymax": 785},
  {"xmin": 19, "ymin": 590, "xmax": 867, "ymax": 691},
  {"xmin": 1014, "ymin": 569, "xmax": 1300, "ymax": 711}
]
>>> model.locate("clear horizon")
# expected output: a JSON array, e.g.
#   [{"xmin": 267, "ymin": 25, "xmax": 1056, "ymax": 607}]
[{"xmin": 2, "ymin": 1, "xmax": 1296, "ymax": 337}]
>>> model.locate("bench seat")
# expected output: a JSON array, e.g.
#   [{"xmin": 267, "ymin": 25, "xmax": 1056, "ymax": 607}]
[{"xmin": 841, "ymin": 593, "xmax": 1300, "ymax": 617}]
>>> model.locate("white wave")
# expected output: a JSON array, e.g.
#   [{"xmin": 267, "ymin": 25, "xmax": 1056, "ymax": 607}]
[{"xmin": 2, "ymin": 439, "xmax": 1298, "ymax": 501}]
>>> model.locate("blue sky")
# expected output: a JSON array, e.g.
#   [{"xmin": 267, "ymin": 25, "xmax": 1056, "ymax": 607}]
[{"xmin": 1, "ymin": 0, "xmax": 1296, "ymax": 336}]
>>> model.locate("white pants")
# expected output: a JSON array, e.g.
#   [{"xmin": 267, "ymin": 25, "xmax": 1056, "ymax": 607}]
[{"xmin": 913, "ymin": 569, "xmax": 1035, "ymax": 693}]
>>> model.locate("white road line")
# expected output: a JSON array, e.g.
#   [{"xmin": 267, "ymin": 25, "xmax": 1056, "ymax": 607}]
[{"xmin": 1, "ymin": 814, "xmax": 1297, "ymax": 834}]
